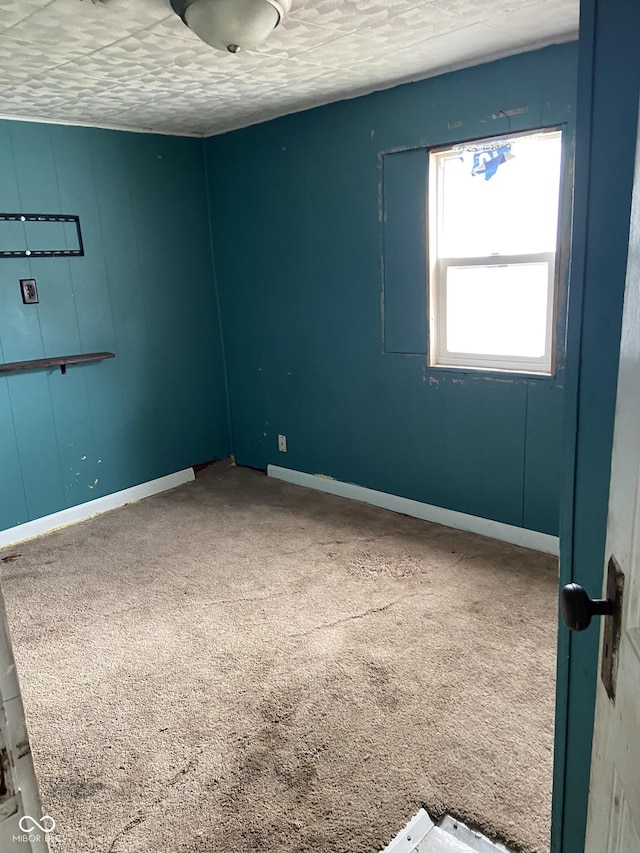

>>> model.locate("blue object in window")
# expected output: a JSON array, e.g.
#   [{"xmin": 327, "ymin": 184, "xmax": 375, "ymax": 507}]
[{"xmin": 471, "ymin": 143, "xmax": 512, "ymax": 180}]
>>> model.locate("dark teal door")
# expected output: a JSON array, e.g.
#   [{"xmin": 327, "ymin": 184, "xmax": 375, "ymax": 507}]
[{"xmin": 553, "ymin": 0, "xmax": 640, "ymax": 850}]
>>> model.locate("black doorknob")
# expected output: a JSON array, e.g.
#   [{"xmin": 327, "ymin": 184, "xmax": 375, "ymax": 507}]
[{"xmin": 561, "ymin": 583, "xmax": 615, "ymax": 631}]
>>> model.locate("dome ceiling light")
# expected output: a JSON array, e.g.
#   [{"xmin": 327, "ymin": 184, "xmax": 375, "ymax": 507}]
[{"xmin": 170, "ymin": 0, "xmax": 291, "ymax": 54}]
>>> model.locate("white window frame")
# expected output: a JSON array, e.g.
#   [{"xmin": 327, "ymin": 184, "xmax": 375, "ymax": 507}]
[{"xmin": 428, "ymin": 131, "xmax": 561, "ymax": 375}]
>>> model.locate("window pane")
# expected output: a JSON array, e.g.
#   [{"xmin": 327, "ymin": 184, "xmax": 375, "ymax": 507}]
[
  {"xmin": 445, "ymin": 263, "xmax": 549, "ymax": 357},
  {"xmin": 439, "ymin": 132, "xmax": 562, "ymax": 258}
]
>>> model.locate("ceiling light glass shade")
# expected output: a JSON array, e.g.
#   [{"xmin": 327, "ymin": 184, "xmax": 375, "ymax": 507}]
[{"xmin": 172, "ymin": 0, "xmax": 290, "ymax": 53}]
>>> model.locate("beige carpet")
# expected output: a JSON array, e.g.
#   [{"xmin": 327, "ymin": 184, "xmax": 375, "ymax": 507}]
[{"xmin": 0, "ymin": 461, "xmax": 557, "ymax": 853}]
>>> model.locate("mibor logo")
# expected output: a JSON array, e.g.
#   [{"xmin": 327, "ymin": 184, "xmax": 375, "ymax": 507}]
[{"xmin": 18, "ymin": 815, "xmax": 56, "ymax": 834}]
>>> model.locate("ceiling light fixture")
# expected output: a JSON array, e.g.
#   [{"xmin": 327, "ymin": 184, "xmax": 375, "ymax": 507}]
[{"xmin": 170, "ymin": 0, "xmax": 291, "ymax": 54}]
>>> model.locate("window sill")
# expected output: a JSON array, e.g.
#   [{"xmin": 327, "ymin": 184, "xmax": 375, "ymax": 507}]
[{"xmin": 426, "ymin": 363, "xmax": 558, "ymax": 382}]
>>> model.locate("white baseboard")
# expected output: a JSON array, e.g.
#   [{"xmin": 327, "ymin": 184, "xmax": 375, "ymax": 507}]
[
  {"xmin": 0, "ymin": 469, "xmax": 195, "ymax": 550},
  {"xmin": 267, "ymin": 465, "xmax": 559, "ymax": 556}
]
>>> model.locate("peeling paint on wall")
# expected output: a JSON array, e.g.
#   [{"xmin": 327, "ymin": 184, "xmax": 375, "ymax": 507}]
[
  {"xmin": 483, "ymin": 376, "xmax": 516, "ymax": 384},
  {"xmin": 500, "ymin": 106, "xmax": 529, "ymax": 118}
]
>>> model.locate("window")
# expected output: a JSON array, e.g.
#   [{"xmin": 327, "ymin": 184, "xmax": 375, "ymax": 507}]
[{"xmin": 428, "ymin": 129, "xmax": 563, "ymax": 374}]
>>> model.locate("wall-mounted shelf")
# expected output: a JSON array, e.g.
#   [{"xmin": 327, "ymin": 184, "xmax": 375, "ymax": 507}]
[{"xmin": 0, "ymin": 352, "xmax": 115, "ymax": 376}]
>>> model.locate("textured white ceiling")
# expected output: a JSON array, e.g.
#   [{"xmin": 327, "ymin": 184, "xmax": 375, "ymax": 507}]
[{"xmin": 0, "ymin": 0, "xmax": 578, "ymax": 137}]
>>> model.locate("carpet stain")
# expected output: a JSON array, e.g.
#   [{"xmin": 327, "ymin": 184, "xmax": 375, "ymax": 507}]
[
  {"xmin": 346, "ymin": 550, "xmax": 424, "ymax": 580},
  {"xmin": 364, "ymin": 661, "xmax": 402, "ymax": 712}
]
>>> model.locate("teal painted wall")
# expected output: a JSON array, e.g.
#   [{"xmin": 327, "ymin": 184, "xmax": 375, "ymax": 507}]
[
  {"xmin": 0, "ymin": 49, "xmax": 579, "ymax": 539},
  {"xmin": 0, "ymin": 121, "xmax": 230, "ymax": 532},
  {"xmin": 552, "ymin": 0, "xmax": 640, "ymax": 849},
  {"xmin": 205, "ymin": 43, "xmax": 578, "ymax": 536}
]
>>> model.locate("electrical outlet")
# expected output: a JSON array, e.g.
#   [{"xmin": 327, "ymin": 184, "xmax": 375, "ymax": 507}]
[
  {"xmin": 20, "ymin": 279, "xmax": 38, "ymax": 304},
  {"xmin": 278, "ymin": 434, "xmax": 287, "ymax": 452}
]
